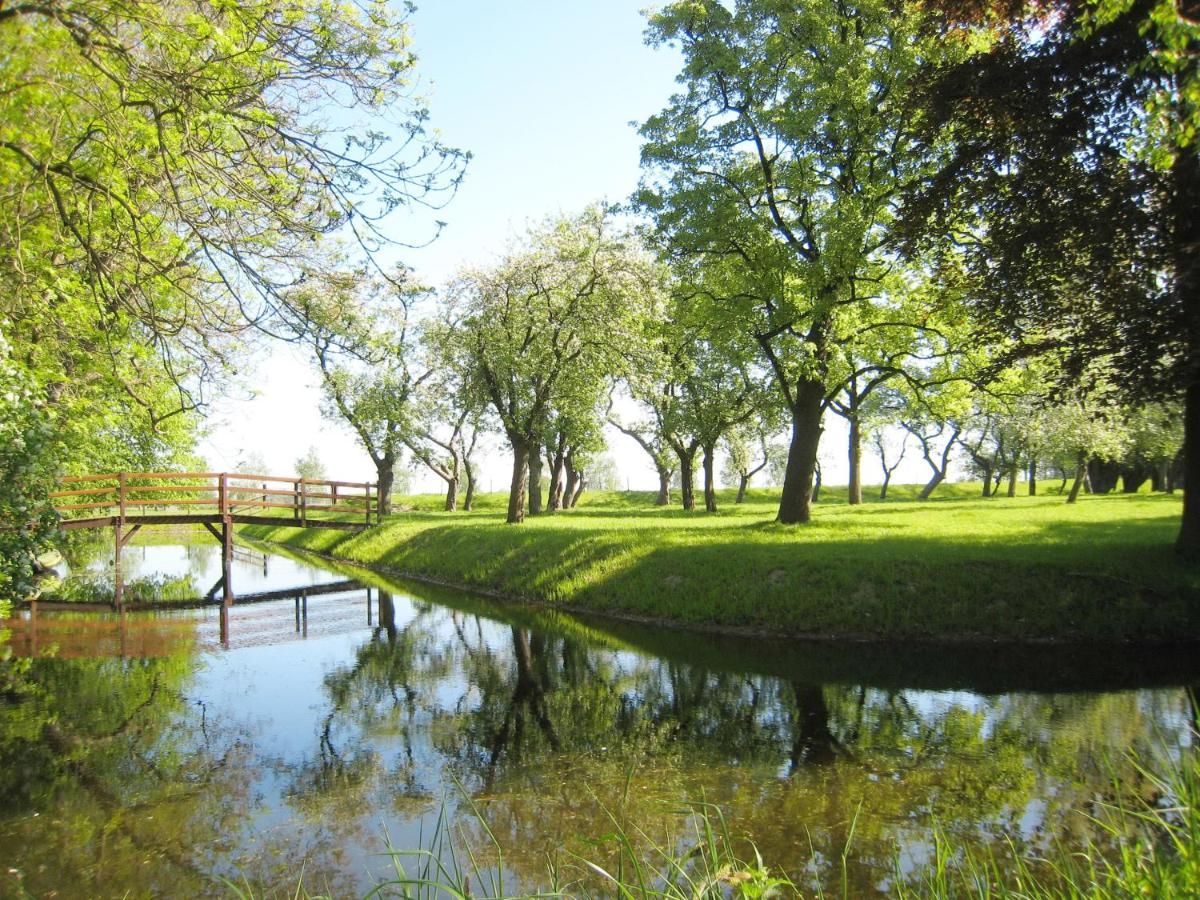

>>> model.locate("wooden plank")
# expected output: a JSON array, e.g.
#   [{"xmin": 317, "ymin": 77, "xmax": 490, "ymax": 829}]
[
  {"xmin": 59, "ymin": 473, "xmax": 120, "ymax": 484},
  {"xmin": 226, "ymin": 500, "xmax": 301, "ymax": 511},
  {"xmin": 121, "ymin": 484, "xmax": 217, "ymax": 495},
  {"xmin": 225, "ymin": 472, "xmax": 313, "ymax": 484},
  {"xmin": 59, "ymin": 516, "xmax": 117, "ymax": 530},
  {"xmin": 113, "ymin": 475, "xmax": 224, "ymax": 482},
  {"xmin": 119, "ymin": 523, "xmax": 143, "ymax": 546},
  {"xmin": 224, "ymin": 486, "xmax": 299, "ymax": 499},
  {"xmin": 226, "ymin": 514, "xmax": 367, "ymax": 531},
  {"xmin": 56, "ymin": 502, "xmax": 118, "ymax": 512},
  {"xmin": 108, "ymin": 498, "xmax": 220, "ymax": 507},
  {"xmin": 49, "ymin": 487, "xmax": 114, "ymax": 498}
]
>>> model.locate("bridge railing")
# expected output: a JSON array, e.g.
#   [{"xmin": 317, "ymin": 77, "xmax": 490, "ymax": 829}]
[{"xmin": 51, "ymin": 472, "xmax": 379, "ymax": 526}]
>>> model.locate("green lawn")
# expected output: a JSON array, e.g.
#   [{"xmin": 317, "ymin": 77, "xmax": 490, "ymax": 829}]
[{"xmin": 243, "ymin": 484, "xmax": 1200, "ymax": 642}]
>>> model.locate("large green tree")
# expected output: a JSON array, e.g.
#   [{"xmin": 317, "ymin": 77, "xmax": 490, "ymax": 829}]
[
  {"xmin": 0, "ymin": 0, "xmax": 463, "ymax": 557},
  {"xmin": 901, "ymin": 0, "xmax": 1199, "ymax": 552},
  {"xmin": 638, "ymin": 0, "xmax": 957, "ymax": 524}
]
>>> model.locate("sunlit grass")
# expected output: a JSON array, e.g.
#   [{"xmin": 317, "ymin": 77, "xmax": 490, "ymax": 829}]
[{"xmin": 244, "ymin": 484, "xmax": 1200, "ymax": 641}]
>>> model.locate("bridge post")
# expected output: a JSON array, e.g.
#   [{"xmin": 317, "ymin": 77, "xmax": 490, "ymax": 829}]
[
  {"xmin": 293, "ymin": 480, "xmax": 300, "ymax": 522},
  {"xmin": 220, "ymin": 473, "xmax": 233, "ymax": 605},
  {"xmin": 113, "ymin": 519, "xmax": 124, "ymax": 610}
]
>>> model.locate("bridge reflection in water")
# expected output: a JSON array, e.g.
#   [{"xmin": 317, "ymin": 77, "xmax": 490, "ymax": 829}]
[{"xmin": 15, "ymin": 564, "xmax": 380, "ymax": 655}]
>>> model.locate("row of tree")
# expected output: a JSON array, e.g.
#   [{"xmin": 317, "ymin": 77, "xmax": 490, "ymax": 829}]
[
  {"xmin": 299, "ymin": 0, "xmax": 1197, "ymax": 542},
  {"xmin": 1, "ymin": 0, "xmax": 1196, "ymax": 597},
  {"xmin": 296, "ymin": 201, "xmax": 1185, "ymax": 523}
]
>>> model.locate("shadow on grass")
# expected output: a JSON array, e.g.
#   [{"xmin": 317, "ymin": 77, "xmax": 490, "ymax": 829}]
[{"xmin": 259, "ymin": 538, "xmax": 1200, "ymax": 695}]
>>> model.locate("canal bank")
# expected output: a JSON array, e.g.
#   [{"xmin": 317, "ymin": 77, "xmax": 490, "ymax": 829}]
[{"xmin": 242, "ymin": 489, "xmax": 1200, "ymax": 643}]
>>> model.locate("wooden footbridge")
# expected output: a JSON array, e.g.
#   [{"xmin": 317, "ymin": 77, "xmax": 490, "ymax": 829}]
[{"xmin": 51, "ymin": 471, "xmax": 380, "ymax": 604}]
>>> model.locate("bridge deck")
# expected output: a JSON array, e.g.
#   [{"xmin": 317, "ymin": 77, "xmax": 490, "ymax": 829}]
[
  {"xmin": 52, "ymin": 471, "xmax": 379, "ymax": 533},
  {"xmin": 59, "ymin": 513, "xmax": 368, "ymax": 532}
]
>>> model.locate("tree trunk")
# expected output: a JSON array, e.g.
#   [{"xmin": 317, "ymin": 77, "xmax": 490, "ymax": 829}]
[
  {"xmin": 1006, "ymin": 465, "xmax": 1018, "ymax": 498},
  {"xmin": 847, "ymin": 413, "xmax": 862, "ymax": 505},
  {"xmin": 463, "ymin": 471, "xmax": 475, "ymax": 511},
  {"xmin": 919, "ymin": 469, "xmax": 945, "ymax": 500},
  {"xmin": 702, "ymin": 442, "xmax": 717, "ymax": 513},
  {"xmin": 564, "ymin": 459, "xmax": 579, "ymax": 509},
  {"xmin": 656, "ymin": 467, "xmax": 672, "ymax": 506},
  {"xmin": 736, "ymin": 474, "xmax": 749, "ymax": 504},
  {"xmin": 506, "ymin": 440, "xmax": 530, "ymax": 525},
  {"xmin": 812, "ymin": 462, "xmax": 822, "ymax": 503},
  {"xmin": 1088, "ymin": 459, "xmax": 1120, "ymax": 494},
  {"xmin": 879, "ymin": 472, "xmax": 891, "ymax": 501},
  {"xmin": 980, "ymin": 463, "xmax": 993, "ymax": 497},
  {"xmin": 1067, "ymin": 453, "xmax": 1087, "ymax": 504},
  {"xmin": 777, "ymin": 381, "xmax": 824, "ymax": 524},
  {"xmin": 679, "ymin": 451, "xmax": 697, "ymax": 511},
  {"xmin": 569, "ymin": 470, "xmax": 586, "ymax": 507},
  {"xmin": 375, "ymin": 458, "xmax": 395, "ymax": 516},
  {"xmin": 1174, "ymin": 137, "xmax": 1200, "ymax": 559},
  {"xmin": 527, "ymin": 451, "xmax": 544, "ymax": 516},
  {"xmin": 443, "ymin": 477, "xmax": 458, "ymax": 512},
  {"xmin": 1028, "ymin": 459, "xmax": 1037, "ymax": 496},
  {"xmin": 548, "ymin": 446, "xmax": 566, "ymax": 511},
  {"xmin": 1179, "ymin": 383, "xmax": 1200, "ymax": 557}
]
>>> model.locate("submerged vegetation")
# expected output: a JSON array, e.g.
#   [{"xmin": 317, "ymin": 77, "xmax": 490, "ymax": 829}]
[
  {"xmin": 248, "ymin": 487, "xmax": 1200, "ymax": 642},
  {"xmin": 230, "ymin": 741, "xmax": 1200, "ymax": 898}
]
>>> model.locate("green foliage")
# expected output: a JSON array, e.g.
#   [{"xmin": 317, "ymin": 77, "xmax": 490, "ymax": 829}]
[
  {"xmin": 638, "ymin": 0, "xmax": 968, "ymax": 521},
  {"xmin": 439, "ymin": 206, "xmax": 652, "ymax": 520},
  {"xmin": 0, "ymin": 0, "xmax": 462, "ymax": 515},
  {"xmin": 0, "ymin": 331, "xmax": 60, "ymax": 603}
]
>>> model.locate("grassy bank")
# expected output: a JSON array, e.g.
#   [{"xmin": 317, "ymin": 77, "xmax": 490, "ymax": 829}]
[{"xmin": 242, "ymin": 485, "xmax": 1200, "ymax": 642}]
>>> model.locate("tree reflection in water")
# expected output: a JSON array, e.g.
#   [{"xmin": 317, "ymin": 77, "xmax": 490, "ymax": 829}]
[
  {"xmin": 304, "ymin": 588, "xmax": 1195, "ymax": 896},
  {"xmin": 0, "ymin": 567, "xmax": 1195, "ymax": 897}
]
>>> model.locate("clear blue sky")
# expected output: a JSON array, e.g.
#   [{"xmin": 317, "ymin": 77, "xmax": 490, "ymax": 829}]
[{"xmin": 399, "ymin": 0, "xmax": 683, "ymax": 283}]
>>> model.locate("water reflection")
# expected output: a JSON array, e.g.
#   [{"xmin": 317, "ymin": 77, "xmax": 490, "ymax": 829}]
[{"xmin": 1, "ymin": 545, "xmax": 1197, "ymax": 897}]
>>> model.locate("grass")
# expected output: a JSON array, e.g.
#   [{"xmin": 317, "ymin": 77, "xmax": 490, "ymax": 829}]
[{"xmin": 242, "ymin": 483, "xmax": 1200, "ymax": 642}]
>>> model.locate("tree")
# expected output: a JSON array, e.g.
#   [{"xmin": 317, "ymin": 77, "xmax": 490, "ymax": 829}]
[
  {"xmin": 608, "ymin": 410, "xmax": 676, "ymax": 506},
  {"xmin": 442, "ymin": 207, "xmax": 648, "ymax": 523},
  {"xmin": 1040, "ymin": 398, "xmax": 1133, "ymax": 504},
  {"xmin": 544, "ymin": 399, "xmax": 608, "ymax": 512},
  {"xmin": 298, "ymin": 268, "xmax": 423, "ymax": 515},
  {"xmin": 722, "ymin": 424, "xmax": 772, "ymax": 503},
  {"xmin": 0, "ymin": 332, "xmax": 59, "ymax": 602},
  {"xmin": 586, "ymin": 455, "xmax": 622, "ymax": 493},
  {"xmin": 295, "ymin": 447, "xmax": 326, "ymax": 483},
  {"xmin": 901, "ymin": 0, "xmax": 1199, "ymax": 553},
  {"xmin": 638, "ymin": 0, "xmax": 958, "ymax": 524},
  {"xmin": 871, "ymin": 430, "xmax": 908, "ymax": 502},
  {"xmin": 0, "ymin": 0, "xmax": 463, "ymax": 536}
]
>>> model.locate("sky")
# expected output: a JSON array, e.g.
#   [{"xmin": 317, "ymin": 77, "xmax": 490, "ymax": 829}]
[{"xmin": 198, "ymin": 0, "xmax": 936, "ymax": 494}]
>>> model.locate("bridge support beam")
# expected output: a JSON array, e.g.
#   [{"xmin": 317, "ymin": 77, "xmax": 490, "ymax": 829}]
[
  {"xmin": 113, "ymin": 520, "xmax": 123, "ymax": 610},
  {"xmin": 222, "ymin": 516, "xmax": 233, "ymax": 606}
]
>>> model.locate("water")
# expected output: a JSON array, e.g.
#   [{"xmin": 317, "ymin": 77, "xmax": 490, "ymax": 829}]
[{"xmin": 1, "ymin": 541, "xmax": 1197, "ymax": 897}]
